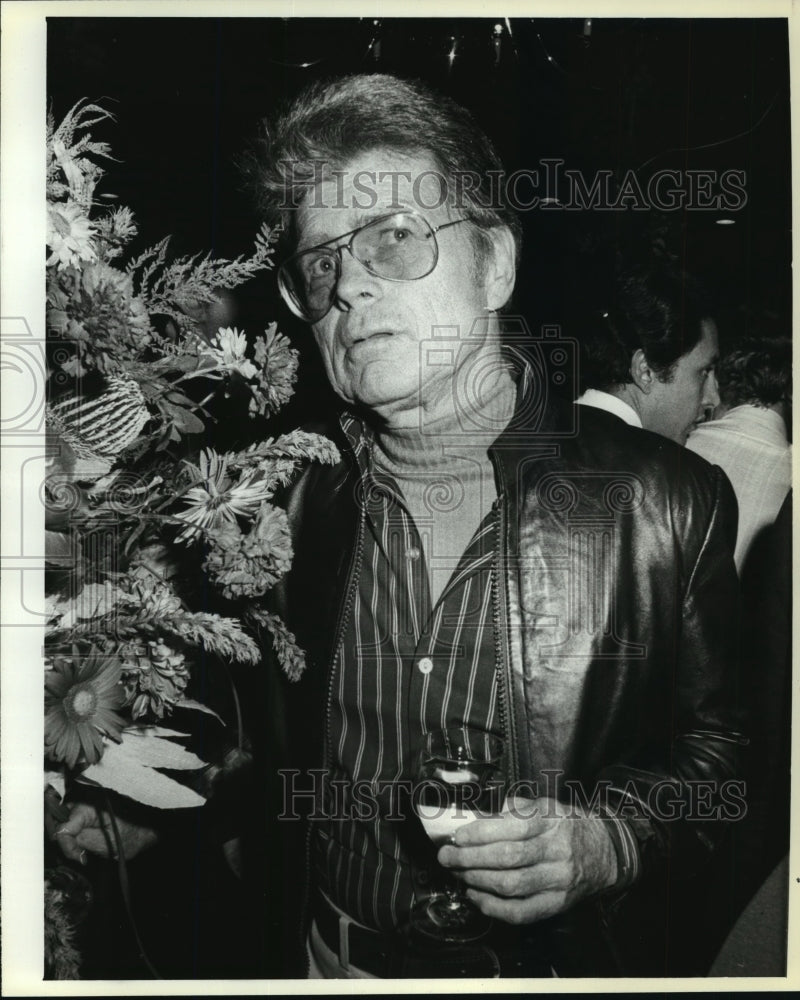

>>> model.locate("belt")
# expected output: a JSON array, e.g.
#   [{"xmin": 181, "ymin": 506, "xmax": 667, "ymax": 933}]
[
  {"xmin": 313, "ymin": 893, "xmax": 396, "ymax": 976},
  {"xmin": 312, "ymin": 892, "xmax": 555, "ymax": 978}
]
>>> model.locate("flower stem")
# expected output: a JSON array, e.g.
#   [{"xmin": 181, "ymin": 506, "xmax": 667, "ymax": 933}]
[
  {"xmin": 168, "ymin": 369, "xmax": 224, "ymax": 388},
  {"xmin": 195, "ymin": 390, "xmax": 217, "ymax": 411},
  {"xmin": 102, "ymin": 792, "xmax": 162, "ymax": 979},
  {"xmin": 223, "ymin": 662, "xmax": 244, "ymax": 752}
]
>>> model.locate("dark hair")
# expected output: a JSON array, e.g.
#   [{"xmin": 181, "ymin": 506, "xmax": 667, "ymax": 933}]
[
  {"xmin": 243, "ymin": 73, "xmax": 521, "ymax": 265},
  {"xmin": 578, "ymin": 263, "xmax": 715, "ymax": 391},
  {"xmin": 716, "ymin": 335, "xmax": 792, "ymax": 408}
]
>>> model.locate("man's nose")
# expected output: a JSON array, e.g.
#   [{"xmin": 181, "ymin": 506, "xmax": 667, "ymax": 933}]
[
  {"xmin": 332, "ymin": 249, "xmax": 382, "ymax": 312},
  {"xmin": 703, "ymin": 371, "xmax": 721, "ymax": 410}
]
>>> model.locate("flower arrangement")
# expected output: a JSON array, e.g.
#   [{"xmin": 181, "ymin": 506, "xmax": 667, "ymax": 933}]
[{"xmin": 43, "ymin": 99, "xmax": 338, "ymax": 822}]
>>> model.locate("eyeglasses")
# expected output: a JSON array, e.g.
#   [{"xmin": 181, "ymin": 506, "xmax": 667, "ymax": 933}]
[{"xmin": 277, "ymin": 210, "xmax": 470, "ymax": 323}]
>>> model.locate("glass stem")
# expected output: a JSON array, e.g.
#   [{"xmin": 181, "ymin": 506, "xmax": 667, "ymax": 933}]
[{"xmin": 444, "ymin": 879, "xmax": 465, "ymax": 907}]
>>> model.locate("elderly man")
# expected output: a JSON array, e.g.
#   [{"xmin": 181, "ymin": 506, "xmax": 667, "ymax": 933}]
[
  {"xmin": 56, "ymin": 74, "xmax": 744, "ymax": 979},
  {"xmin": 252, "ymin": 75, "xmax": 744, "ymax": 980}
]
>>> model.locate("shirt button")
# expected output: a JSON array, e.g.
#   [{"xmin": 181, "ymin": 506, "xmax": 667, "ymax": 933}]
[
  {"xmin": 417, "ymin": 657, "xmax": 434, "ymax": 675},
  {"xmin": 405, "ymin": 546, "xmax": 421, "ymax": 561}
]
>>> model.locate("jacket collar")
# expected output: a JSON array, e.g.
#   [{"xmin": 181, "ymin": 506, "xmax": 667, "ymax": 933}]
[{"xmin": 488, "ymin": 348, "xmax": 572, "ymax": 502}]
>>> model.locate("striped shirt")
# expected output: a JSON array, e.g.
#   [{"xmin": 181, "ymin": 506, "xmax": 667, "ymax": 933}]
[
  {"xmin": 313, "ymin": 415, "xmax": 502, "ymax": 930},
  {"xmin": 312, "ymin": 376, "xmax": 643, "ymax": 931}
]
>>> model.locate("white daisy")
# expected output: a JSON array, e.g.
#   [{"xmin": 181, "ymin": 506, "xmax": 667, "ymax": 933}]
[
  {"xmin": 174, "ymin": 448, "xmax": 272, "ymax": 541},
  {"xmin": 46, "ymin": 201, "xmax": 97, "ymax": 269},
  {"xmin": 200, "ymin": 327, "xmax": 258, "ymax": 380}
]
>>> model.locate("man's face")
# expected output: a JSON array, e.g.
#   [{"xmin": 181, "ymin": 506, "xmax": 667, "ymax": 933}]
[
  {"xmin": 294, "ymin": 149, "xmax": 505, "ymax": 423},
  {"xmin": 641, "ymin": 319, "xmax": 721, "ymax": 444}
]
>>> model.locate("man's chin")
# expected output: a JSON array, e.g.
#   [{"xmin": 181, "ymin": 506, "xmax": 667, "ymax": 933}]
[{"xmin": 346, "ymin": 370, "xmax": 419, "ymax": 415}]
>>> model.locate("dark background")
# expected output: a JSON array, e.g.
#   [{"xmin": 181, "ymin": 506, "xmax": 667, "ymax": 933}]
[
  {"xmin": 48, "ymin": 16, "xmax": 791, "ymax": 424},
  {"xmin": 46, "ymin": 15, "xmax": 792, "ymax": 979}
]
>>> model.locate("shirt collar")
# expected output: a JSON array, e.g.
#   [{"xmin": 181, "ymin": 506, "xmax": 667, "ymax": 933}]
[
  {"xmin": 575, "ymin": 389, "xmax": 643, "ymax": 429},
  {"xmin": 339, "ymin": 411, "xmax": 372, "ymax": 477}
]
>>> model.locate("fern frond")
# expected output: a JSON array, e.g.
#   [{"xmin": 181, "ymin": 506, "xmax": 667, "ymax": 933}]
[
  {"xmin": 127, "ymin": 237, "xmax": 172, "ymax": 299},
  {"xmin": 126, "ymin": 226, "xmax": 277, "ymax": 323},
  {"xmin": 47, "ymin": 99, "xmax": 117, "ymax": 206}
]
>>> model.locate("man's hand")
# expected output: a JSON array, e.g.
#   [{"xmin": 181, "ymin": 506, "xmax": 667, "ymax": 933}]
[
  {"xmin": 436, "ymin": 795, "xmax": 618, "ymax": 925},
  {"xmin": 52, "ymin": 801, "xmax": 159, "ymax": 865}
]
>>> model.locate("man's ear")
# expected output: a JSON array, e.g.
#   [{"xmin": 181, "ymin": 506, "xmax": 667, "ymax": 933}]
[
  {"xmin": 484, "ymin": 226, "xmax": 516, "ymax": 311},
  {"xmin": 630, "ymin": 348, "xmax": 655, "ymax": 393}
]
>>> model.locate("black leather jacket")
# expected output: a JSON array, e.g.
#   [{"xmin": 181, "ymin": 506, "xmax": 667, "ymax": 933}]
[{"xmin": 259, "ymin": 394, "xmax": 745, "ymax": 977}]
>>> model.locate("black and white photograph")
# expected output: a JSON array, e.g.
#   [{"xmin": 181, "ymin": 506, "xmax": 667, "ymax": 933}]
[{"xmin": 0, "ymin": 1, "xmax": 795, "ymax": 991}]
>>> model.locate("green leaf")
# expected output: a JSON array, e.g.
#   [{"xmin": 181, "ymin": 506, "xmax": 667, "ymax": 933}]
[
  {"xmin": 78, "ymin": 732, "xmax": 207, "ymax": 809},
  {"xmin": 164, "ymin": 390, "xmax": 195, "ymax": 406},
  {"xmin": 80, "ymin": 744, "xmax": 206, "ymax": 809},
  {"xmin": 160, "ymin": 401, "xmax": 205, "ymax": 434},
  {"xmin": 46, "ymin": 581, "xmax": 123, "ymax": 627},
  {"xmin": 157, "ymin": 354, "xmax": 202, "ymax": 374},
  {"xmin": 172, "ymin": 408, "xmax": 205, "ymax": 435},
  {"xmin": 112, "ymin": 731, "xmax": 205, "ymax": 770},
  {"xmin": 123, "ymin": 724, "xmax": 191, "ymax": 739},
  {"xmin": 176, "ymin": 699, "xmax": 226, "ymax": 724}
]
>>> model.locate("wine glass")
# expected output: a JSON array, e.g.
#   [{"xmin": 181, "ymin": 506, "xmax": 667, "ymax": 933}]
[{"xmin": 410, "ymin": 726, "xmax": 505, "ymax": 943}]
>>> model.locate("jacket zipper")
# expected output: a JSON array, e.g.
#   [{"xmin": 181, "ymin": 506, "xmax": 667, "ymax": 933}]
[
  {"xmin": 492, "ymin": 491, "xmax": 519, "ymax": 785},
  {"xmin": 297, "ymin": 497, "xmax": 368, "ymax": 973}
]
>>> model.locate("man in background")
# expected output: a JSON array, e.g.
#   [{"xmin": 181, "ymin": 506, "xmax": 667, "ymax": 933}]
[
  {"xmin": 575, "ymin": 265, "xmax": 721, "ymax": 446},
  {"xmin": 576, "ymin": 274, "xmax": 791, "ymax": 973},
  {"xmin": 687, "ymin": 332, "xmax": 791, "ymax": 572}
]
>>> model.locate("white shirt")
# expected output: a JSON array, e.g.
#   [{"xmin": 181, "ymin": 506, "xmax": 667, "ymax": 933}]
[
  {"xmin": 575, "ymin": 389, "xmax": 643, "ymax": 429},
  {"xmin": 687, "ymin": 405, "xmax": 791, "ymax": 572}
]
